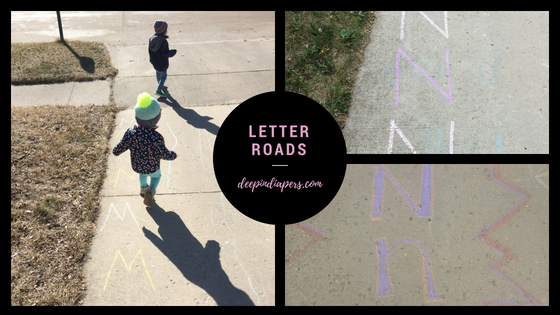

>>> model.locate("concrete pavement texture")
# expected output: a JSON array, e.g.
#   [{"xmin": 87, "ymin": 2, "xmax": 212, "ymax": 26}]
[
  {"xmin": 11, "ymin": 80, "xmax": 111, "ymax": 107},
  {"xmin": 85, "ymin": 106, "xmax": 274, "ymax": 305},
  {"xmin": 12, "ymin": 11, "xmax": 275, "ymax": 305},
  {"xmin": 285, "ymin": 164, "xmax": 549, "ymax": 305},
  {"xmin": 343, "ymin": 11, "xmax": 549, "ymax": 154},
  {"xmin": 11, "ymin": 11, "xmax": 274, "ymax": 107}
]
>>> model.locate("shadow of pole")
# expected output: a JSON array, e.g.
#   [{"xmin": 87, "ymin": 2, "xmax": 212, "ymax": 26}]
[
  {"xmin": 62, "ymin": 41, "xmax": 96, "ymax": 74},
  {"xmin": 142, "ymin": 201, "xmax": 255, "ymax": 306},
  {"xmin": 158, "ymin": 86, "xmax": 220, "ymax": 136}
]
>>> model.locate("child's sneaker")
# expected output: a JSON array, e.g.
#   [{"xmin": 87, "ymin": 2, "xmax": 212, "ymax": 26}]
[
  {"xmin": 140, "ymin": 185, "xmax": 149, "ymax": 197},
  {"xmin": 144, "ymin": 187, "xmax": 156, "ymax": 207},
  {"xmin": 155, "ymin": 90, "xmax": 167, "ymax": 98}
]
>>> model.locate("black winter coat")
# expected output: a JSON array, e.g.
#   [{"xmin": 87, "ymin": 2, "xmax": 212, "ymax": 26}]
[{"xmin": 149, "ymin": 34, "xmax": 176, "ymax": 72}]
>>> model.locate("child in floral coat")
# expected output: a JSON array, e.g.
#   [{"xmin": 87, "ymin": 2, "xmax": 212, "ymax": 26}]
[{"xmin": 113, "ymin": 92, "xmax": 177, "ymax": 206}]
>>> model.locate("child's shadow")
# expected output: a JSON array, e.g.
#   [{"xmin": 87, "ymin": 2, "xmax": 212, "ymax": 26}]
[
  {"xmin": 158, "ymin": 87, "xmax": 219, "ymax": 136},
  {"xmin": 142, "ymin": 201, "xmax": 255, "ymax": 306}
]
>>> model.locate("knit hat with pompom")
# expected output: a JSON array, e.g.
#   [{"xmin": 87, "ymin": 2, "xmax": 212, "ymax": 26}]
[{"xmin": 135, "ymin": 92, "xmax": 161, "ymax": 127}]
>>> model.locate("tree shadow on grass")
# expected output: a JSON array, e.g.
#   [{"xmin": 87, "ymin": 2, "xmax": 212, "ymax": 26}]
[
  {"xmin": 157, "ymin": 86, "xmax": 220, "ymax": 136},
  {"xmin": 142, "ymin": 201, "xmax": 255, "ymax": 306}
]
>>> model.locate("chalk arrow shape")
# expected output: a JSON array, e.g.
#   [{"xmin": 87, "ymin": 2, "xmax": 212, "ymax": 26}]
[{"xmin": 285, "ymin": 222, "xmax": 326, "ymax": 265}]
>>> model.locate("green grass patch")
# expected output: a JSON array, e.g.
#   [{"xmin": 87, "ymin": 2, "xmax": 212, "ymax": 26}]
[
  {"xmin": 285, "ymin": 11, "xmax": 376, "ymax": 129},
  {"xmin": 11, "ymin": 105, "xmax": 118, "ymax": 305},
  {"xmin": 11, "ymin": 40, "xmax": 118, "ymax": 85}
]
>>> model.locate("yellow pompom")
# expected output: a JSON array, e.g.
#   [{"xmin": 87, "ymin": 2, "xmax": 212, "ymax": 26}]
[{"xmin": 137, "ymin": 92, "xmax": 152, "ymax": 108}]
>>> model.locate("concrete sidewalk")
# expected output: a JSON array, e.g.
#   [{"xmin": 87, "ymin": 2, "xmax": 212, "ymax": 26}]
[
  {"xmin": 343, "ymin": 11, "xmax": 549, "ymax": 154},
  {"xmin": 11, "ymin": 11, "xmax": 274, "ymax": 107},
  {"xmin": 11, "ymin": 11, "xmax": 275, "ymax": 305},
  {"xmin": 285, "ymin": 164, "xmax": 549, "ymax": 305},
  {"xmin": 11, "ymin": 80, "xmax": 111, "ymax": 107},
  {"xmin": 85, "ymin": 105, "xmax": 274, "ymax": 305}
]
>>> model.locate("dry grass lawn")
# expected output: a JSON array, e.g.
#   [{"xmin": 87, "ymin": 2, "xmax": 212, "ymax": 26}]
[
  {"xmin": 11, "ymin": 40, "xmax": 118, "ymax": 85},
  {"xmin": 11, "ymin": 105, "xmax": 118, "ymax": 305},
  {"xmin": 11, "ymin": 37, "xmax": 121, "ymax": 305}
]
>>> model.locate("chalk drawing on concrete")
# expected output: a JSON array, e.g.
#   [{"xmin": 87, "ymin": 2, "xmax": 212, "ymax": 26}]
[
  {"xmin": 388, "ymin": 119, "xmax": 417, "ymax": 154},
  {"xmin": 419, "ymin": 11, "xmax": 449, "ymax": 38},
  {"xmin": 163, "ymin": 117, "xmax": 178, "ymax": 193},
  {"xmin": 219, "ymin": 192, "xmax": 261, "ymax": 305},
  {"xmin": 534, "ymin": 171, "xmax": 549, "ymax": 190},
  {"xmin": 543, "ymin": 63, "xmax": 548, "ymax": 77},
  {"xmin": 374, "ymin": 237, "xmax": 444, "ymax": 303},
  {"xmin": 495, "ymin": 131, "xmax": 504, "ymax": 154},
  {"xmin": 119, "ymin": 118, "xmax": 134, "ymax": 127},
  {"xmin": 114, "ymin": 168, "xmax": 134, "ymax": 188},
  {"xmin": 395, "ymin": 48, "xmax": 452, "ymax": 108},
  {"xmin": 103, "ymin": 249, "xmax": 155, "ymax": 291},
  {"xmin": 195, "ymin": 115, "xmax": 205, "ymax": 166},
  {"xmin": 482, "ymin": 299, "xmax": 535, "ymax": 306},
  {"xmin": 100, "ymin": 202, "xmax": 141, "ymax": 233},
  {"xmin": 388, "ymin": 120, "xmax": 455, "ymax": 154},
  {"xmin": 449, "ymin": 121, "xmax": 455, "ymax": 154},
  {"xmin": 285, "ymin": 222, "xmax": 327, "ymax": 265},
  {"xmin": 371, "ymin": 165, "xmax": 433, "ymax": 220},
  {"xmin": 401, "ymin": 11, "xmax": 449, "ymax": 40},
  {"xmin": 477, "ymin": 164, "xmax": 542, "ymax": 306},
  {"xmin": 400, "ymin": 12, "xmax": 406, "ymax": 40}
]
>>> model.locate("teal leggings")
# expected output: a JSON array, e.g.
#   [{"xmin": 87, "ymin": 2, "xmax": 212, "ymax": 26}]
[{"xmin": 139, "ymin": 169, "xmax": 161, "ymax": 190}]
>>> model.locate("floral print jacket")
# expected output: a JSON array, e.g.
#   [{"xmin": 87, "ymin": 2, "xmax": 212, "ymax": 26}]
[{"xmin": 113, "ymin": 125, "xmax": 177, "ymax": 174}]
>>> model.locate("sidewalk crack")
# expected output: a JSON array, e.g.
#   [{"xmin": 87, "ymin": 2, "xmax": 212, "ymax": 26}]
[{"xmin": 67, "ymin": 82, "xmax": 76, "ymax": 105}]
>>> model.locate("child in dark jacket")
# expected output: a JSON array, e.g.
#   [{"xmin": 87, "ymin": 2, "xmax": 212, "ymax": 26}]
[
  {"xmin": 113, "ymin": 92, "xmax": 177, "ymax": 207},
  {"xmin": 149, "ymin": 20, "xmax": 177, "ymax": 98}
]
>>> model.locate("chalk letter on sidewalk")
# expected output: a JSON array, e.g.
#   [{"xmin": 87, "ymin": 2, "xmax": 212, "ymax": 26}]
[
  {"xmin": 100, "ymin": 202, "xmax": 142, "ymax": 233},
  {"xmin": 372, "ymin": 165, "xmax": 432, "ymax": 220},
  {"xmin": 374, "ymin": 238, "xmax": 444, "ymax": 302},
  {"xmin": 400, "ymin": 11, "xmax": 449, "ymax": 40},
  {"xmin": 394, "ymin": 48, "xmax": 452, "ymax": 107},
  {"xmin": 387, "ymin": 120, "xmax": 417, "ymax": 154},
  {"xmin": 103, "ymin": 249, "xmax": 156, "ymax": 291}
]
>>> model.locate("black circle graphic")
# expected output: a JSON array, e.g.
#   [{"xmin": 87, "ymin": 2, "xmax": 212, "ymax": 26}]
[{"xmin": 213, "ymin": 91, "xmax": 346, "ymax": 225}]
